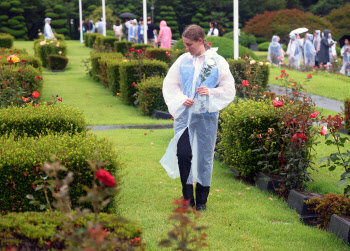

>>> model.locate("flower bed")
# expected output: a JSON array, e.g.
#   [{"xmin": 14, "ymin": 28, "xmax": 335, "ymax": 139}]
[{"xmin": 34, "ymin": 39, "xmax": 67, "ymax": 68}]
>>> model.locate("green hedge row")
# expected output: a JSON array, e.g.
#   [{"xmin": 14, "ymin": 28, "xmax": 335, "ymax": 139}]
[
  {"xmin": 114, "ymin": 41, "xmax": 134, "ymax": 55},
  {"xmin": 48, "ymin": 54, "xmax": 69, "ymax": 71},
  {"xmin": 34, "ymin": 39, "xmax": 67, "ymax": 68},
  {"xmin": 0, "ymin": 104, "xmax": 87, "ymax": 137},
  {"xmin": 145, "ymin": 48, "xmax": 172, "ymax": 64},
  {"xmin": 0, "ymin": 132, "xmax": 121, "ymax": 213},
  {"xmin": 119, "ymin": 59, "xmax": 168, "ymax": 105},
  {"xmin": 258, "ymin": 42, "xmax": 287, "ymax": 51},
  {"xmin": 137, "ymin": 76, "xmax": 167, "ymax": 115},
  {"xmin": 0, "ymin": 33, "xmax": 14, "ymax": 48},
  {"xmin": 89, "ymin": 52, "xmax": 123, "ymax": 82},
  {"xmin": 345, "ymin": 97, "xmax": 350, "ymax": 132},
  {"xmin": 0, "ymin": 53, "xmax": 42, "ymax": 71}
]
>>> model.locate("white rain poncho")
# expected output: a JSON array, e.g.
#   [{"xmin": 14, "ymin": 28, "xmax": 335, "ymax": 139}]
[
  {"xmin": 340, "ymin": 45, "xmax": 350, "ymax": 76},
  {"xmin": 313, "ymin": 30, "xmax": 321, "ymax": 62},
  {"xmin": 268, "ymin": 35, "xmax": 283, "ymax": 65},
  {"xmin": 304, "ymin": 34, "xmax": 316, "ymax": 66},
  {"xmin": 328, "ymin": 33, "xmax": 337, "ymax": 63},
  {"xmin": 287, "ymin": 34, "xmax": 301, "ymax": 68},
  {"xmin": 44, "ymin": 18, "xmax": 54, "ymax": 39},
  {"xmin": 160, "ymin": 48, "xmax": 236, "ymax": 186}
]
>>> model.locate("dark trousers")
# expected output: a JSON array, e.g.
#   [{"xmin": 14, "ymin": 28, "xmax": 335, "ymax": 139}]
[{"xmin": 177, "ymin": 128, "xmax": 210, "ymax": 206}]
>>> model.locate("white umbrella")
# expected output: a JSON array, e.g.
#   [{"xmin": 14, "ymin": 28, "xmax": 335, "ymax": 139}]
[{"xmin": 289, "ymin": 27, "xmax": 308, "ymax": 35}]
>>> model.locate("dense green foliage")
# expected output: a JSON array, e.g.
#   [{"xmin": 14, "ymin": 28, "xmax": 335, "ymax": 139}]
[
  {"xmin": 137, "ymin": 76, "xmax": 167, "ymax": 115},
  {"xmin": 89, "ymin": 52, "xmax": 123, "ymax": 82},
  {"xmin": 48, "ymin": 54, "xmax": 69, "ymax": 71},
  {"xmin": 145, "ymin": 47, "xmax": 172, "ymax": 64},
  {"xmin": 0, "ymin": 104, "xmax": 87, "ymax": 137},
  {"xmin": 114, "ymin": 41, "xmax": 133, "ymax": 55},
  {"xmin": 223, "ymin": 31, "xmax": 257, "ymax": 48},
  {"xmin": 0, "ymin": 132, "xmax": 121, "ymax": 213},
  {"xmin": 345, "ymin": 97, "xmax": 350, "ymax": 132},
  {"xmin": 156, "ymin": 6, "xmax": 180, "ymax": 40},
  {"xmin": 258, "ymin": 42, "xmax": 287, "ymax": 51},
  {"xmin": 0, "ymin": 0, "xmax": 28, "ymax": 40},
  {"xmin": 34, "ymin": 39, "xmax": 67, "ymax": 68},
  {"xmin": 46, "ymin": 5, "xmax": 69, "ymax": 39},
  {"xmin": 0, "ymin": 33, "xmax": 14, "ymax": 48}
]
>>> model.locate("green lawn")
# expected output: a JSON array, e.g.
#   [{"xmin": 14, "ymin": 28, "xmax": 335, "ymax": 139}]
[
  {"xmin": 92, "ymin": 129, "xmax": 349, "ymax": 250},
  {"xmin": 269, "ymin": 66, "xmax": 350, "ymax": 101}
]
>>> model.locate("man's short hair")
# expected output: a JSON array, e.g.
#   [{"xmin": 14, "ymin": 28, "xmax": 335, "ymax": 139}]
[{"xmin": 147, "ymin": 17, "xmax": 151, "ymax": 21}]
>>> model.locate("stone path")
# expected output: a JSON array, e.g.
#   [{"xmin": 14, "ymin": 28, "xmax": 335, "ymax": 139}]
[{"xmin": 88, "ymin": 123, "xmax": 173, "ymax": 131}]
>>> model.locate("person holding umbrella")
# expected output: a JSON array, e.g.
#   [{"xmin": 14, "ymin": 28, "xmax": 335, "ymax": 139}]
[{"xmin": 340, "ymin": 37, "xmax": 350, "ymax": 76}]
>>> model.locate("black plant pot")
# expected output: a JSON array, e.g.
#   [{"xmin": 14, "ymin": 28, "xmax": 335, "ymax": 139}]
[
  {"xmin": 255, "ymin": 172, "xmax": 282, "ymax": 193},
  {"xmin": 151, "ymin": 109, "xmax": 172, "ymax": 120},
  {"xmin": 329, "ymin": 214, "xmax": 350, "ymax": 244},
  {"xmin": 287, "ymin": 189, "xmax": 323, "ymax": 215}
]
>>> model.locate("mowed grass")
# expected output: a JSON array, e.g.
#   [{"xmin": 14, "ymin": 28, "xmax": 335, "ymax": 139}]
[
  {"xmin": 13, "ymin": 40, "xmax": 172, "ymax": 126},
  {"xmin": 269, "ymin": 66, "xmax": 350, "ymax": 101},
  {"xmin": 92, "ymin": 129, "xmax": 348, "ymax": 250}
]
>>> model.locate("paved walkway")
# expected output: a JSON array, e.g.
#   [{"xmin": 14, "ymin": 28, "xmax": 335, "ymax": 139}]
[
  {"xmin": 88, "ymin": 123, "xmax": 173, "ymax": 131},
  {"xmin": 268, "ymin": 84, "xmax": 344, "ymax": 113}
]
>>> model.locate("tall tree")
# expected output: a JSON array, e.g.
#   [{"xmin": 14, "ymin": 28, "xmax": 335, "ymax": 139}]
[{"xmin": 0, "ymin": 0, "xmax": 28, "ymax": 40}]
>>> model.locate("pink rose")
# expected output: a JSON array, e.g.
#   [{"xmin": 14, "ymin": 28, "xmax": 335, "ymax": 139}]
[
  {"xmin": 96, "ymin": 168, "xmax": 116, "ymax": 187},
  {"xmin": 310, "ymin": 111, "xmax": 319, "ymax": 118},
  {"xmin": 320, "ymin": 126, "xmax": 328, "ymax": 136}
]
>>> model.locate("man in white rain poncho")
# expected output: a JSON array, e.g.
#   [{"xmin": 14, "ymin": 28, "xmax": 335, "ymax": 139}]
[
  {"xmin": 287, "ymin": 34, "xmax": 301, "ymax": 68},
  {"xmin": 340, "ymin": 38, "xmax": 350, "ymax": 76},
  {"xmin": 328, "ymin": 33, "xmax": 337, "ymax": 63},
  {"xmin": 304, "ymin": 34, "xmax": 316, "ymax": 67},
  {"xmin": 160, "ymin": 25, "xmax": 235, "ymax": 211},
  {"xmin": 44, "ymin": 18, "xmax": 54, "ymax": 39},
  {"xmin": 313, "ymin": 30, "xmax": 321, "ymax": 66},
  {"xmin": 268, "ymin": 35, "xmax": 284, "ymax": 65}
]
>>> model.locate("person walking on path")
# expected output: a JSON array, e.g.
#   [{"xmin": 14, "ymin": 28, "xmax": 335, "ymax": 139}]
[
  {"xmin": 160, "ymin": 25, "xmax": 236, "ymax": 211},
  {"xmin": 267, "ymin": 35, "xmax": 283, "ymax": 65},
  {"xmin": 304, "ymin": 34, "xmax": 316, "ymax": 67},
  {"xmin": 340, "ymin": 38, "xmax": 350, "ymax": 77},
  {"xmin": 313, "ymin": 30, "xmax": 321, "ymax": 66},
  {"xmin": 207, "ymin": 21, "xmax": 219, "ymax": 37},
  {"xmin": 318, "ymin": 29, "xmax": 337, "ymax": 66},
  {"xmin": 157, "ymin": 20, "xmax": 172, "ymax": 49},
  {"xmin": 44, "ymin": 18, "xmax": 55, "ymax": 39},
  {"xmin": 147, "ymin": 16, "xmax": 157, "ymax": 47},
  {"xmin": 113, "ymin": 20, "xmax": 123, "ymax": 41}
]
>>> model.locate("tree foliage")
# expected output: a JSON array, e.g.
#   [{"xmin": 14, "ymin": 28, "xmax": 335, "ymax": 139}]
[
  {"xmin": 0, "ymin": 0, "xmax": 28, "ymax": 40},
  {"xmin": 326, "ymin": 3, "xmax": 350, "ymax": 41}
]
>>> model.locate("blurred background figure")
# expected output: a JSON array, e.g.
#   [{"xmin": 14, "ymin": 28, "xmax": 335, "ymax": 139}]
[
  {"xmin": 267, "ymin": 35, "xmax": 283, "ymax": 65},
  {"xmin": 287, "ymin": 34, "xmax": 301, "ymax": 68},
  {"xmin": 113, "ymin": 20, "xmax": 123, "ymax": 41},
  {"xmin": 136, "ymin": 18, "xmax": 144, "ymax": 44},
  {"xmin": 207, "ymin": 21, "xmax": 219, "ymax": 37},
  {"xmin": 44, "ymin": 17, "xmax": 54, "ymax": 39},
  {"xmin": 328, "ymin": 33, "xmax": 337, "ymax": 63},
  {"xmin": 128, "ymin": 19, "xmax": 137, "ymax": 42},
  {"xmin": 313, "ymin": 30, "xmax": 321, "ymax": 66},
  {"xmin": 304, "ymin": 34, "xmax": 316, "ymax": 67},
  {"xmin": 340, "ymin": 38, "xmax": 350, "ymax": 77},
  {"xmin": 157, "ymin": 20, "xmax": 172, "ymax": 48}
]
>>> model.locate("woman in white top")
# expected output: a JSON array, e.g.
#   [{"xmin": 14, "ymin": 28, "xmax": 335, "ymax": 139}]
[
  {"xmin": 113, "ymin": 20, "xmax": 123, "ymax": 41},
  {"xmin": 207, "ymin": 21, "xmax": 219, "ymax": 37},
  {"xmin": 340, "ymin": 38, "xmax": 350, "ymax": 76},
  {"xmin": 160, "ymin": 25, "xmax": 235, "ymax": 211}
]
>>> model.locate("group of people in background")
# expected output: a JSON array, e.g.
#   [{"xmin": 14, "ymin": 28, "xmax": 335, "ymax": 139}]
[{"xmin": 268, "ymin": 29, "xmax": 350, "ymax": 76}]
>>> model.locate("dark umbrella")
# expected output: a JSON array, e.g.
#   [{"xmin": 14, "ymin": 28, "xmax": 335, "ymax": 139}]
[
  {"xmin": 119, "ymin": 13, "xmax": 136, "ymax": 19},
  {"xmin": 339, "ymin": 35, "xmax": 350, "ymax": 48}
]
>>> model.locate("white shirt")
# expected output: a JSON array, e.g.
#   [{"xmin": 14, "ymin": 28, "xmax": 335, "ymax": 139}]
[
  {"xmin": 207, "ymin": 28, "xmax": 219, "ymax": 37},
  {"xmin": 113, "ymin": 25, "xmax": 122, "ymax": 33}
]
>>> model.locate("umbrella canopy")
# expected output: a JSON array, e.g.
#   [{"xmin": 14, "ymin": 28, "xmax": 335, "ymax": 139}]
[
  {"xmin": 339, "ymin": 35, "xmax": 350, "ymax": 48},
  {"xmin": 289, "ymin": 27, "xmax": 308, "ymax": 36},
  {"xmin": 119, "ymin": 13, "xmax": 136, "ymax": 19}
]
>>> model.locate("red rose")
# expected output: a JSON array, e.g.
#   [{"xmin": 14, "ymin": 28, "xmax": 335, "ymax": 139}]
[
  {"xmin": 132, "ymin": 82, "xmax": 135, "ymax": 87},
  {"xmin": 32, "ymin": 91, "xmax": 40, "ymax": 98},
  {"xmin": 275, "ymin": 77, "xmax": 278, "ymax": 80},
  {"xmin": 273, "ymin": 100, "xmax": 283, "ymax": 108},
  {"xmin": 58, "ymin": 97, "xmax": 62, "ymax": 102},
  {"xmin": 208, "ymin": 42, "xmax": 212, "ymax": 46},
  {"xmin": 150, "ymin": 58, "xmax": 153, "ymax": 60},
  {"xmin": 310, "ymin": 111, "xmax": 319, "ymax": 118},
  {"xmin": 307, "ymin": 74, "xmax": 312, "ymax": 79},
  {"xmin": 125, "ymin": 54, "xmax": 130, "ymax": 57},
  {"xmin": 280, "ymin": 74, "xmax": 283, "ymax": 78},
  {"xmin": 106, "ymin": 43, "xmax": 110, "ymax": 46},
  {"xmin": 36, "ymin": 76, "xmax": 42, "ymax": 80},
  {"xmin": 96, "ymin": 168, "xmax": 116, "ymax": 187},
  {"xmin": 241, "ymin": 80, "xmax": 249, "ymax": 87},
  {"xmin": 22, "ymin": 82, "xmax": 26, "ymax": 85},
  {"xmin": 21, "ymin": 59, "xmax": 26, "ymax": 62},
  {"xmin": 295, "ymin": 92, "xmax": 299, "ymax": 95},
  {"xmin": 297, "ymin": 133, "xmax": 307, "ymax": 141},
  {"xmin": 281, "ymin": 70, "xmax": 286, "ymax": 73},
  {"xmin": 18, "ymin": 69, "xmax": 22, "ymax": 73}
]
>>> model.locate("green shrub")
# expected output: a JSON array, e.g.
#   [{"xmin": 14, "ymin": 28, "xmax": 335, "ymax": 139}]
[
  {"xmin": 0, "ymin": 211, "xmax": 143, "ymax": 249},
  {"xmin": 48, "ymin": 54, "xmax": 69, "ymax": 71},
  {"xmin": 0, "ymin": 132, "xmax": 121, "ymax": 213},
  {"xmin": 119, "ymin": 59, "xmax": 168, "ymax": 105},
  {"xmin": 0, "ymin": 50, "xmax": 42, "ymax": 71},
  {"xmin": 256, "ymin": 37, "xmax": 269, "ymax": 43},
  {"xmin": 0, "ymin": 64, "xmax": 43, "ymax": 107},
  {"xmin": 0, "ymin": 33, "xmax": 14, "ymax": 48},
  {"xmin": 218, "ymin": 99, "xmax": 280, "ymax": 179},
  {"xmin": 83, "ymin": 32, "xmax": 89, "ymax": 47},
  {"xmin": 105, "ymin": 60, "xmax": 125, "ymax": 94},
  {"xmin": 89, "ymin": 52, "xmax": 123, "ymax": 82},
  {"xmin": 54, "ymin": 33, "xmax": 65, "ymax": 41},
  {"xmin": 170, "ymin": 48, "xmax": 186, "ymax": 65},
  {"xmin": 114, "ymin": 41, "xmax": 134, "ymax": 55},
  {"xmin": 145, "ymin": 47, "xmax": 172, "ymax": 64},
  {"xmin": 172, "ymin": 37, "xmax": 258, "ymax": 60},
  {"xmin": 133, "ymin": 43, "xmax": 153, "ymax": 50},
  {"xmin": 0, "ymin": 103, "xmax": 87, "ymax": 137},
  {"xmin": 88, "ymin": 33, "xmax": 102, "ymax": 48},
  {"xmin": 258, "ymin": 42, "xmax": 287, "ymax": 51},
  {"xmin": 227, "ymin": 58, "xmax": 269, "ymax": 93},
  {"xmin": 96, "ymin": 35, "xmax": 119, "ymax": 47},
  {"xmin": 98, "ymin": 55, "xmax": 124, "ymax": 89},
  {"xmin": 345, "ymin": 97, "xmax": 350, "ymax": 132},
  {"xmin": 137, "ymin": 76, "xmax": 167, "ymax": 115},
  {"xmin": 223, "ymin": 31, "xmax": 257, "ymax": 47},
  {"xmin": 35, "ymin": 39, "xmax": 67, "ymax": 68}
]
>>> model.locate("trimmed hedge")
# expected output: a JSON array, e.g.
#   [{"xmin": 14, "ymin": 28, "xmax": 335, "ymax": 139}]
[
  {"xmin": 227, "ymin": 58, "xmax": 269, "ymax": 93},
  {"xmin": 0, "ymin": 103, "xmax": 87, "ymax": 137},
  {"xmin": 218, "ymin": 99, "xmax": 280, "ymax": 179},
  {"xmin": 114, "ymin": 41, "xmax": 134, "ymax": 55},
  {"xmin": 95, "ymin": 35, "xmax": 119, "ymax": 47},
  {"xmin": 0, "ymin": 132, "xmax": 121, "ymax": 213},
  {"xmin": 145, "ymin": 47, "xmax": 172, "ymax": 64},
  {"xmin": 87, "ymin": 33, "xmax": 103, "ymax": 48},
  {"xmin": 137, "ymin": 76, "xmax": 167, "ymax": 115},
  {"xmin": 99, "ymin": 55, "xmax": 124, "ymax": 90},
  {"xmin": 133, "ymin": 43, "xmax": 153, "ymax": 50},
  {"xmin": 0, "ymin": 33, "xmax": 14, "ymax": 48},
  {"xmin": 89, "ymin": 52, "xmax": 123, "ymax": 82},
  {"xmin": 172, "ymin": 36, "xmax": 258, "ymax": 60},
  {"xmin": 0, "ymin": 211, "xmax": 144, "ymax": 249},
  {"xmin": 119, "ymin": 59, "xmax": 168, "ymax": 105},
  {"xmin": 345, "ymin": 97, "xmax": 350, "ymax": 132},
  {"xmin": 258, "ymin": 41, "xmax": 287, "ymax": 51},
  {"xmin": 35, "ymin": 39, "xmax": 67, "ymax": 68},
  {"xmin": 48, "ymin": 54, "xmax": 69, "ymax": 71},
  {"xmin": 0, "ymin": 52, "xmax": 41, "ymax": 71}
]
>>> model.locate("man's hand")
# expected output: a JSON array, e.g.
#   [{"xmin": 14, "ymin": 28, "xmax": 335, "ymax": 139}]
[{"xmin": 196, "ymin": 86, "xmax": 210, "ymax": 96}]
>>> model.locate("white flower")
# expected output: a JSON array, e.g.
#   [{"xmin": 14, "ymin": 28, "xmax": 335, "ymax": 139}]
[
  {"xmin": 250, "ymin": 60, "xmax": 256, "ymax": 64},
  {"xmin": 206, "ymin": 58, "xmax": 215, "ymax": 67},
  {"xmin": 58, "ymin": 51, "xmax": 62, "ymax": 55},
  {"xmin": 39, "ymin": 41, "xmax": 46, "ymax": 46},
  {"xmin": 258, "ymin": 62, "xmax": 263, "ymax": 66}
]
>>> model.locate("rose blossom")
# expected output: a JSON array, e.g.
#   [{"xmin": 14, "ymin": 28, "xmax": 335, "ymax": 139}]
[
  {"xmin": 320, "ymin": 126, "xmax": 328, "ymax": 136},
  {"xmin": 58, "ymin": 97, "xmax": 62, "ymax": 102},
  {"xmin": 242, "ymin": 80, "xmax": 249, "ymax": 87},
  {"xmin": 273, "ymin": 100, "xmax": 283, "ymax": 108},
  {"xmin": 96, "ymin": 168, "xmax": 116, "ymax": 187},
  {"xmin": 131, "ymin": 82, "xmax": 135, "ymax": 87},
  {"xmin": 32, "ymin": 91, "xmax": 40, "ymax": 98},
  {"xmin": 310, "ymin": 111, "xmax": 319, "ymax": 118},
  {"xmin": 307, "ymin": 74, "xmax": 312, "ymax": 78}
]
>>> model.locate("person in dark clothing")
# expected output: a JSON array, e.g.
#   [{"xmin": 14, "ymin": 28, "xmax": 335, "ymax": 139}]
[
  {"xmin": 147, "ymin": 16, "xmax": 157, "ymax": 47},
  {"xmin": 86, "ymin": 19, "xmax": 93, "ymax": 33},
  {"xmin": 318, "ymin": 29, "xmax": 337, "ymax": 65}
]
